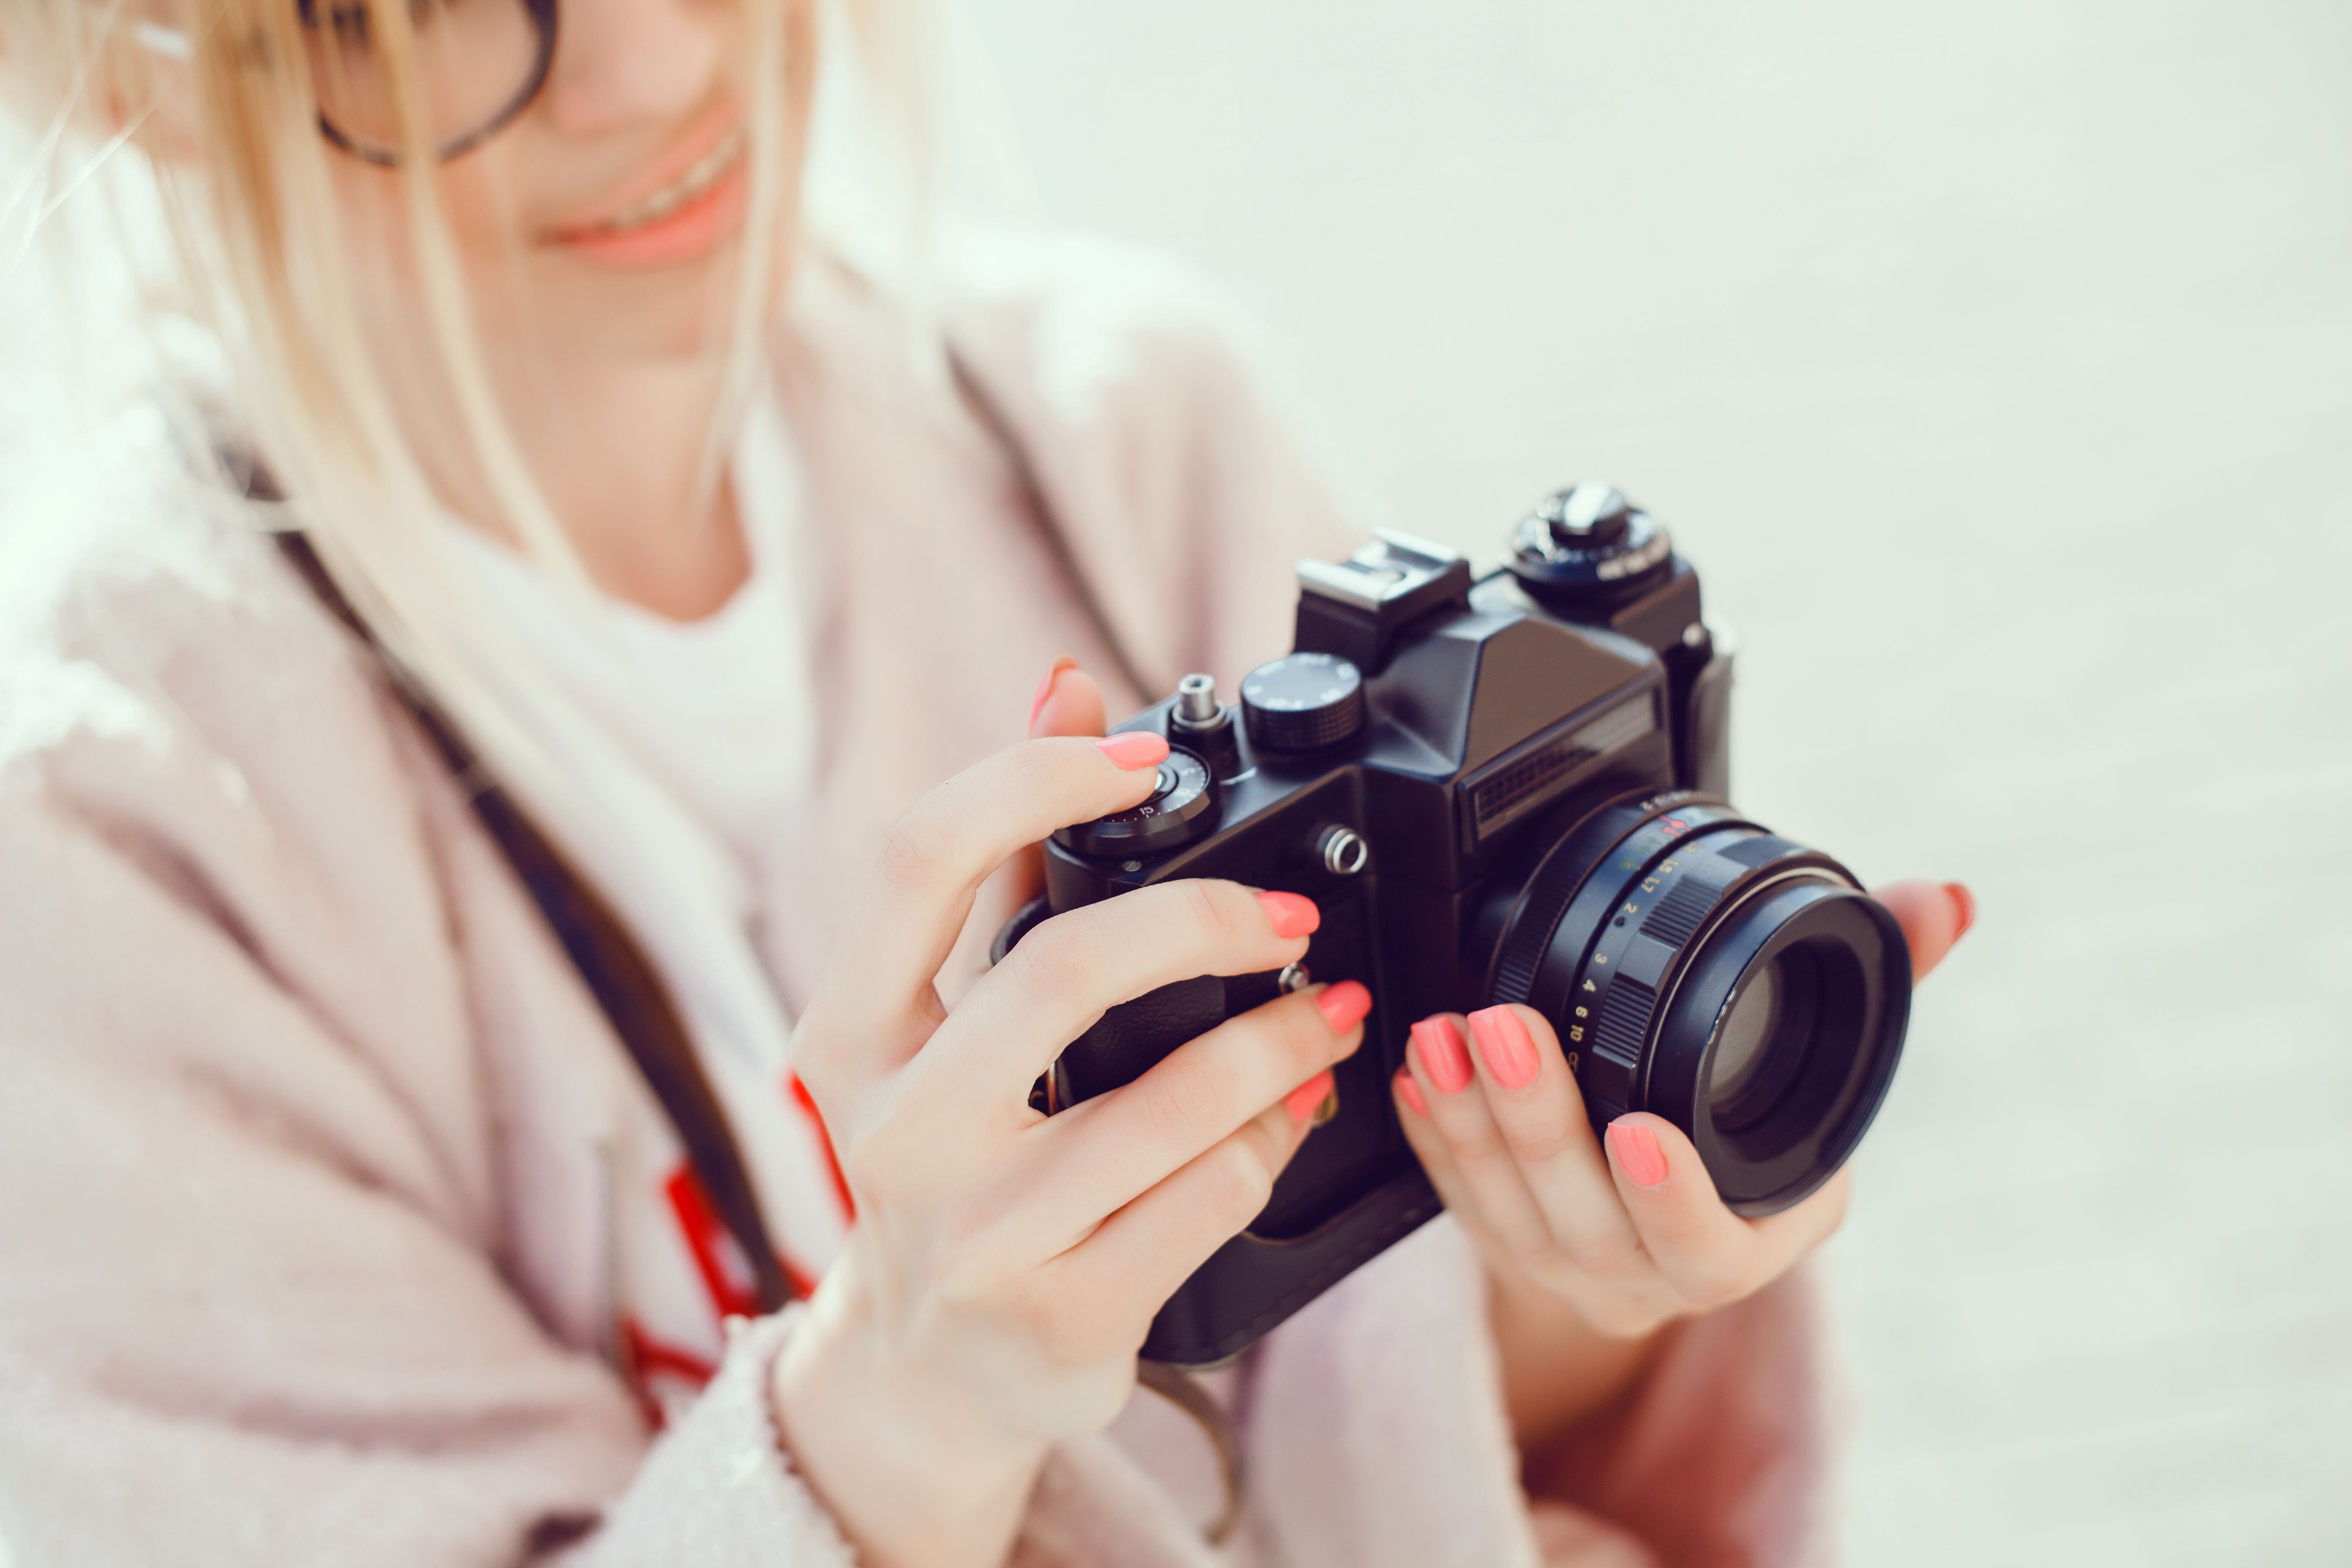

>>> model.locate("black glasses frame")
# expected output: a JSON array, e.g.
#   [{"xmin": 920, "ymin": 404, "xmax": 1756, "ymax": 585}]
[{"xmin": 304, "ymin": 0, "xmax": 560, "ymax": 167}]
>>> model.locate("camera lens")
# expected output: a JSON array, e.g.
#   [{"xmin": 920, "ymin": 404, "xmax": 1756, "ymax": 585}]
[
  {"xmin": 1484, "ymin": 792, "xmax": 1909, "ymax": 1215},
  {"xmin": 1708, "ymin": 959, "xmax": 1781, "ymax": 1117}
]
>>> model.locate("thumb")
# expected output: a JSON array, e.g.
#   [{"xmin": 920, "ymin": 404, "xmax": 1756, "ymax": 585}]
[
  {"xmin": 1029, "ymin": 657, "xmax": 1108, "ymax": 740},
  {"xmin": 962, "ymin": 660, "xmax": 1110, "ymax": 976}
]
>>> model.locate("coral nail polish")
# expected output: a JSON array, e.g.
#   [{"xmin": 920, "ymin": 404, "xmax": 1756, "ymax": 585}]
[
  {"xmin": 1467, "ymin": 1006, "xmax": 1541, "ymax": 1091},
  {"xmin": 1945, "ymin": 881, "xmax": 1976, "ymax": 941},
  {"xmin": 1394, "ymin": 1066, "xmax": 1429, "ymax": 1118},
  {"xmin": 1410, "ymin": 1016, "xmax": 1474, "ymax": 1096},
  {"xmin": 1607, "ymin": 1119, "xmax": 1670, "ymax": 1189},
  {"xmin": 1093, "ymin": 732, "xmax": 1169, "ymax": 771},
  {"xmin": 1256, "ymin": 890, "xmax": 1321, "ymax": 939},
  {"xmin": 1285, "ymin": 1070, "xmax": 1336, "ymax": 1125},
  {"xmin": 1316, "ymin": 980, "xmax": 1372, "ymax": 1033},
  {"xmin": 1028, "ymin": 656, "xmax": 1078, "ymax": 732}
]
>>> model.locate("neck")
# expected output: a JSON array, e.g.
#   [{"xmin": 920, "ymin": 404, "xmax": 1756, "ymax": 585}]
[{"xmin": 498, "ymin": 342, "xmax": 753, "ymax": 621}]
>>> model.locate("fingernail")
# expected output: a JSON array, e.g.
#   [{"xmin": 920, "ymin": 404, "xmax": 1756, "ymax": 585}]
[
  {"xmin": 1315, "ymin": 979, "xmax": 1372, "ymax": 1033},
  {"xmin": 1286, "ymin": 1069, "xmax": 1336, "ymax": 1125},
  {"xmin": 1607, "ymin": 1118, "xmax": 1670, "ymax": 1189},
  {"xmin": 1393, "ymin": 1066, "xmax": 1428, "ymax": 1117},
  {"xmin": 1467, "ymin": 1005, "xmax": 1541, "ymax": 1091},
  {"xmin": 1410, "ymin": 1016, "xmax": 1474, "ymax": 1096},
  {"xmin": 1945, "ymin": 881, "xmax": 1976, "ymax": 941},
  {"xmin": 1256, "ymin": 890, "xmax": 1321, "ymax": 939},
  {"xmin": 1093, "ymin": 731, "xmax": 1169, "ymax": 771},
  {"xmin": 1028, "ymin": 656, "xmax": 1078, "ymax": 731}
]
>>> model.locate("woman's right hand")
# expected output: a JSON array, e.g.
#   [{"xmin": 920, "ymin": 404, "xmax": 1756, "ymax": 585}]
[{"xmin": 772, "ymin": 730, "xmax": 1368, "ymax": 1568}]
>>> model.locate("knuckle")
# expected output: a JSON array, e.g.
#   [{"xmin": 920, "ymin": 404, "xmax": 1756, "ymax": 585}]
[
  {"xmin": 1676, "ymin": 1261, "xmax": 1751, "ymax": 1311},
  {"xmin": 1142, "ymin": 1060, "xmax": 1238, "ymax": 1150},
  {"xmin": 1582, "ymin": 1295, "xmax": 1665, "ymax": 1339},
  {"xmin": 875, "ymin": 807, "xmax": 956, "ymax": 894},
  {"xmin": 1451, "ymin": 1124, "xmax": 1513, "ymax": 1168},
  {"xmin": 934, "ymin": 1242, "xmax": 1007, "ymax": 1317},
  {"xmin": 1007, "ymin": 1274, "xmax": 1108, "ymax": 1364},
  {"xmin": 1007, "ymin": 915, "xmax": 1107, "ymax": 1003},
  {"xmin": 1176, "ymin": 878, "xmax": 1246, "ymax": 944},
  {"xmin": 1271, "ymin": 994, "xmax": 1341, "ymax": 1070},
  {"xmin": 1571, "ymin": 1230, "xmax": 1650, "ymax": 1283},
  {"xmin": 841, "ymin": 1107, "xmax": 943, "ymax": 1209},
  {"xmin": 1501, "ymin": 1118, "xmax": 1586, "ymax": 1170},
  {"xmin": 840, "ymin": 1128, "xmax": 905, "ymax": 1206},
  {"xmin": 1520, "ymin": 1237, "xmax": 1580, "ymax": 1282},
  {"xmin": 1200, "ymin": 1137, "xmax": 1278, "ymax": 1226}
]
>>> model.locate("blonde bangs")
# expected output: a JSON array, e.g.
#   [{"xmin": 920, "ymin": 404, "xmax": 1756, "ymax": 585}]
[{"xmin": 3, "ymin": 0, "xmax": 891, "ymax": 835}]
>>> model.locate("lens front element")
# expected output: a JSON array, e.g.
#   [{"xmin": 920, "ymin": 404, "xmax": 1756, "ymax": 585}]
[
  {"xmin": 1487, "ymin": 793, "xmax": 1910, "ymax": 1215},
  {"xmin": 1707, "ymin": 958, "xmax": 1783, "ymax": 1121}
]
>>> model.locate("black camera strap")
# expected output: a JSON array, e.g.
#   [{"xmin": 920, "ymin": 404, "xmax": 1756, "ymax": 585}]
[{"xmin": 264, "ymin": 520, "xmax": 794, "ymax": 1321}]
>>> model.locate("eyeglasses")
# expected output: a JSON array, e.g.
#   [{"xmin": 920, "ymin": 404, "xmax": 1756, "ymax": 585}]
[
  {"xmin": 300, "ymin": 0, "xmax": 557, "ymax": 165},
  {"xmin": 136, "ymin": 0, "xmax": 559, "ymax": 167}
]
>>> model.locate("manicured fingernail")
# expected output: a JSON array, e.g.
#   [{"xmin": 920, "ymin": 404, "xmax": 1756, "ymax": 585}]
[
  {"xmin": 1607, "ymin": 1119, "xmax": 1670, "ymax": 1189},
  {"xmin": 1945, "ymin": 881, "xmax": 1976, "ymax": 941},
  {"xmin": 1028, "ymin": 656, "xmax": 1078, "ymax": 732},
  {"xmin": 1286, "ymin": 1070, "xmax": 1336, "ymax": 1125},
  {"xmin": 1467, "ymin": 1005, "xmax": 1541, "ymax": 1091},
  {"xmin": 1256, "ymin": 890, "xmax": 1320, "ymax": 939},
  {"xmin": 1093, "ymin": 731, "xmax": 1169, "ymax": 771},
  {"xmin": 1393, "ymin": 1066, "xmax": 1428, "ymax": 1117},
  {"xmin": 1315, "ymin": 979, "xmax": 1372, "ymax": 1033},
  {"xmin": 1410, "ymin": 1016, "xmax": 1474, "ymax": 1096}
]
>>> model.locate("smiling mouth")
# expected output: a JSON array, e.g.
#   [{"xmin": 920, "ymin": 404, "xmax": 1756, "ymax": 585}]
[{"xmin": 569, "ymin": 124, "xmax": 749, "ymax": 237}]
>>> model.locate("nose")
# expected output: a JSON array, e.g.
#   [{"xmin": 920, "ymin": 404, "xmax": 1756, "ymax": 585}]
[{"xmin": 537, "ymin": 0, "xmax": 729, "ymax": 136}]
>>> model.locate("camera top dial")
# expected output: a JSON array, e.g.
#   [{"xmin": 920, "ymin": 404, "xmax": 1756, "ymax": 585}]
[
  {"xmin": 1506, "ymin": 483, "xmax": 1676, "ymax": 611},
  {"xmin": 1052, "ymin": 745, "xmax": 1219, "ymax": 859},
  {"xmin": 1240, "ymin": 652, "xmax": 1366, "ymax": 753}
]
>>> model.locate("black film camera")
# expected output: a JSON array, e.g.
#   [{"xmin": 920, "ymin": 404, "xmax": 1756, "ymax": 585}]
[{"xmin": 993, "ymin": 484, "xmax": 1910, "ymax": 1367}]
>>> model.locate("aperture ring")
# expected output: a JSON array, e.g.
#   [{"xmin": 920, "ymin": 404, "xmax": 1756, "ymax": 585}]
[
  {"xmin": 1488, "ymin": 791, "xmax": 1728, "ymax": 1009},
  {"xmin": 1548, "ymin": 812, "xmax": 1756, "ymax": 1106}
]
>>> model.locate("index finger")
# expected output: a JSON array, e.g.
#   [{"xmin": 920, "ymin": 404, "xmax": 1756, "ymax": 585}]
[{"xmin": 805, "ymin": 732, "xmax": 1172, "ymax": 1078}]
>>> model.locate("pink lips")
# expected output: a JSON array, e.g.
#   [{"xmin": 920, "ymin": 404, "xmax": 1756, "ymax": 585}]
[{"xmin": 547, "ymin": 105, "xmax": 750, "ymax": 270}]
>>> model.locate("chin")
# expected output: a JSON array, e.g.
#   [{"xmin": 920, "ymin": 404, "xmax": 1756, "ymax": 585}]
[{"xmin": 515, "ymin": 241, "xmax": 773, "ymax": 361}]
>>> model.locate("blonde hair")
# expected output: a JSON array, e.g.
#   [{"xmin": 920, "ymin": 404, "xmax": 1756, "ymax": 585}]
[{"xmin": 1, "ymin": 0, "xmax": 933, "ymax": 830}]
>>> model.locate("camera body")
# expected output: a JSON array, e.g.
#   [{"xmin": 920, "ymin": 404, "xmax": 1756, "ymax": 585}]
[{"xmin": 994, "ymin": 487, "xmax": 1908, "ymax": 1367}]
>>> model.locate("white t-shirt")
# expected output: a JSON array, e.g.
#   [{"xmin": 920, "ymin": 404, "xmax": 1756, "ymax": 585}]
[{"xmin": 442, "ymin": 381, "xmax": 823, "ymax": 885}]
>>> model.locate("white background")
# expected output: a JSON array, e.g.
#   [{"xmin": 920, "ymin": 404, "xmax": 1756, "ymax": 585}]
[{"xmin": 960, "ymin": 1, "xmax": 2352, "ymax": 1561}]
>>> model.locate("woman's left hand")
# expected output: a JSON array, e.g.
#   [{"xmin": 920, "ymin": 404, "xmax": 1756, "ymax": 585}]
[{"xmin": 1393, "ymin": 879, "xmax": 1974, "ymax": 1416}]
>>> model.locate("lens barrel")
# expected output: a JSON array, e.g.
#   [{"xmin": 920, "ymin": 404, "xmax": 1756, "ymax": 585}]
[{"xmin": 1486, "ymin": 792, "xmax": 1909, "ymax": 1215}]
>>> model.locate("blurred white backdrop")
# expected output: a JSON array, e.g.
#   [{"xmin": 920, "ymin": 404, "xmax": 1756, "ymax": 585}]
[{"xmin": 958, "ymin": 0, "xmax": 2352, "ymax": 1563}]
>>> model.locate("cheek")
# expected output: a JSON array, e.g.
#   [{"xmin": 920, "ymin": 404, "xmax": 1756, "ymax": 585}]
[
  {"xmin": 431, "ymin": 156, "xmax": 538, "ymax": 270},
  {"xmin": 327, "ymin": 151, "xmax": 533, "ymax": 263}
]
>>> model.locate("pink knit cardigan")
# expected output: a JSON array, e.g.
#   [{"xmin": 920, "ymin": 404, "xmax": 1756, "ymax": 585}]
[{"xmin": 0, "ymin": 235, "xmax": 1826, "ymax": 1567}]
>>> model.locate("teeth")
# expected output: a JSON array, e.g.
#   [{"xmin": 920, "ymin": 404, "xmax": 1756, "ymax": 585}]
[{"xmin": 591, "ymin": 127, "xmax": 747, "ymax": 233}]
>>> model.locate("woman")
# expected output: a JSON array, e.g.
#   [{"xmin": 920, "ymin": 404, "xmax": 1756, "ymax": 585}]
[{"xmin": 0, "ymin": 0, "xmax": 1972, "ymax": 1563}]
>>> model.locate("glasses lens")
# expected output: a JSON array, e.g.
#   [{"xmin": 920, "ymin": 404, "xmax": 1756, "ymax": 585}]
[{"xmin": 304, "ymin": 0, "xmax": 546, "ymax": 161}]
